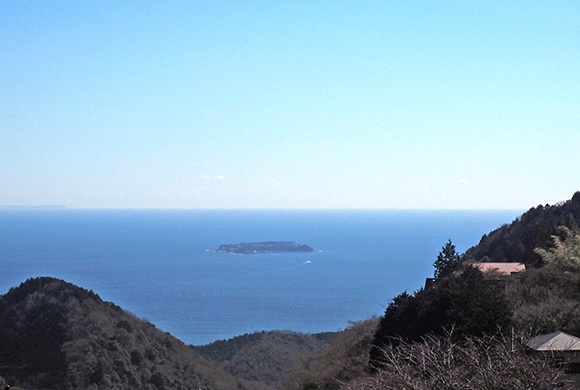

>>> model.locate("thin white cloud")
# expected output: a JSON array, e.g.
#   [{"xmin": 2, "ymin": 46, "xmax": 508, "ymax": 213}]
[
  {"xmin": 215, "ymin": 175, "xmax": 226, "ymax": 180},
  {"xmin": 270, "ymin": 180, "xmax": 282, "ymax": 186},
  {"xmin": 456, "ymin": 179, "xmax": 470, "ymax": 185}
]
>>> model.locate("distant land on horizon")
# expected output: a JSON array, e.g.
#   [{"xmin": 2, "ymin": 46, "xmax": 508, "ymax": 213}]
[
  {"xmin": 0, "ymin": 206, "xmax": 527, "ymax": 211},
  {"xmin": 0, "ymin": 205, "xmax": 68, "ymax": 210}
]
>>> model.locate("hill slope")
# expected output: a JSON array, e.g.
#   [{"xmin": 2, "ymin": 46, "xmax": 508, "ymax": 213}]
[
  {"xmin": 195, "ymin": 330, "xmax": 335, "ymax": 390},
  {"xmin": 464, "ymin": 191, "xmax": 580, "ymax": 266},
  {"xmin": 280, "ymin": 318, "xmax": 379, "ymax": 390},
  {"xmin": 0, "ymin": 277, "xmax": 244, "ymax": 390}
]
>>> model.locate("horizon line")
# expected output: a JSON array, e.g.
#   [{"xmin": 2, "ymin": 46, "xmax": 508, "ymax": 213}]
[{"xmin": 0, "ymin": 205, "xmax": 526, "ymax": 211}]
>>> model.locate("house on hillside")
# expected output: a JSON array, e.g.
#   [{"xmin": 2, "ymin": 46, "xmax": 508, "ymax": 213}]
[
  {"xmin": 424, "ymin": 262, "xmax": 525, "ymax": 290},
  {"xmin": 472, "ymin": 262, "xmax": 525, "ymax": 276},
  {"xmin": 526, "ymin": 331, "xmax": 580, "ymax": 373}
]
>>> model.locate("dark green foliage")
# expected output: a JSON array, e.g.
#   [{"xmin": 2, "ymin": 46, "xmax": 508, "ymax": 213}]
[
  {"xmin": 0, "ymin": 277, "xmax": 244, "ymax": 390},
  {"xmin": 433, "ymin": 239, "xmax": 462, "ymax": 277},
  {"xmin": 195, "ymin": 330, "xmax": 336, "ymax": 389},
  {"xmin": 149, "ymin": 372, "xmax": 167, "ymax": 389},
  {"xmin": 117, "ymin": 319, "xmax": 134, "ymax": 333},
  {"xmin": 509, "ymin": 231, "xmax": 580, "ymax": 336},
  {"xmin": 281, "ymin": 318, "xmax": 379, "ymax": 390},
  {"xmin": 0, "ymin": 278, "xmax": 77, "ymax": 388},
  {"xmin": 369, "ymin": 267, "xmax": 512, "ymax": 367},
  {"xmin": 464, "ymin": 191, "xmax": 580, "ymax": 266},
  {"xmin": 130, "ymin": 350, "xmax": 144, "ymax": 365}
]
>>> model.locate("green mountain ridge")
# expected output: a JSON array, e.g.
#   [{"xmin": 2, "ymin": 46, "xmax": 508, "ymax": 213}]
[
  {"xmin": 464, "ymin": 191, "xmax": 580, "ymax": 266},
  {"xmin": 0, "ymin": 277, "xmax": 244, "ymax": 390}
]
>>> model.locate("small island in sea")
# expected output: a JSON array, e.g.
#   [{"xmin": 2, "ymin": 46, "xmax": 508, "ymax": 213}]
[{"xmin": 217, "ymin": 241, "xmax": 315, "ymax": 254}]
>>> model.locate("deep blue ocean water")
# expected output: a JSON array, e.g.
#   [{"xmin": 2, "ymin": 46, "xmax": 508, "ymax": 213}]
[{"xmin": 0, "ymin": 209, "xmax": 521, "ymax": 345}]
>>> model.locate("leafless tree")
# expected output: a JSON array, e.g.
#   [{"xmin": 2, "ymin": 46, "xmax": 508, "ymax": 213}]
[{"xmin": 347, "ymin": 330, "xmax": 571, "ymax": 390}]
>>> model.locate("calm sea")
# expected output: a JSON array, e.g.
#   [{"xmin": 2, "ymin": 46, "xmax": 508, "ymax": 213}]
[{"xmin": 0, "ymin": 209, "xmax": 520, "ymax": 345}]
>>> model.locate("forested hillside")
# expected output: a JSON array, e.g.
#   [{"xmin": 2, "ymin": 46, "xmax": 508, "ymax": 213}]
[
  {"xmin": 281, "ymin": 318, "xmax": 379, "ymax": 390},
  {"xmin": 195, "ymin": 330, "xmax": 335, "ymax": 390},
  {"xmin": 0, "ymin": 277, "xmax": 244, "ymax": 390},
  {"xmin": 464, "ymin": 191, "xmax": 580, "ymax": 266},
  {"xmin": 281, "ymin": 192, "xmax": 580, "ymax": 389}
]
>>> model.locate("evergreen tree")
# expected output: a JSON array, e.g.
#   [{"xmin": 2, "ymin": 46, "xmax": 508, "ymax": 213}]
[
  {"xmin": 370, "ymin": 267, "xmax": 512, "ymax": 368},
  {"xmin": 433, "ymin": 239, "xmax": 461, "ymax": 278}
]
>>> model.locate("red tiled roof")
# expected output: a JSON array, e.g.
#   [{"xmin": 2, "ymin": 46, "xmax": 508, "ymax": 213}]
[{"xmin": 473, "ymin": 262, "xmax": 525, "ymax": 275}]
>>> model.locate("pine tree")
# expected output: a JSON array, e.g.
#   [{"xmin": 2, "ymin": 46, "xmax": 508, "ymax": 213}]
[{"xmin": 433, "ymin": 239, "xmax": 461, "ymax": 278}]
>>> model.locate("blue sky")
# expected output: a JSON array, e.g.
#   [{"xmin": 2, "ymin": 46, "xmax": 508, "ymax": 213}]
[{"xmin": 1, "ymin": 1, "xmax": 578, "ymax": 209}]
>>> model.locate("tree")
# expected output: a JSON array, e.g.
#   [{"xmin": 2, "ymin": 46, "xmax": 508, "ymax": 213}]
[
  {"xmin": 357, "ymin": 332, "xmax": 566, "ymax": 390},
  {"xmin": 433, "ymin": 239, "xmax": 461, "ymax": 278},
  {"xmin": 370, "ymin": 267, "xmax": 513, "ymax": 368},
  {"xmin": 534, "ymin": 226, "xmax": 580, "ymax": 273}
]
